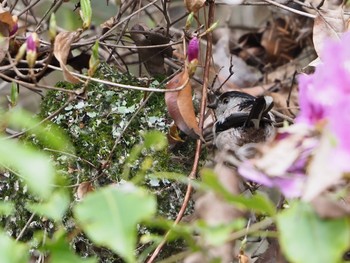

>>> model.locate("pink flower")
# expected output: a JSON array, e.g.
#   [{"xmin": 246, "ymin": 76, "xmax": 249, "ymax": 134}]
[
  {"xmin": 26, "ymin": 33, "xmax": 39, "ymax": 68},
  {"xmin": 188, "ymin": 37, "xmax": 199, "ymax": 62},
  {"xmin": 296, "ymin": 31, "xmax": 350, "ymax": 171}
]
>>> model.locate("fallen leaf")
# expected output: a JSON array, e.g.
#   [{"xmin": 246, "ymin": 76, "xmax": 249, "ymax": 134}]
[
  {"xmin": 184, "ymin": 0, "xmax": 205, "ymax": 13},
  {"xmin": 0, "ymin": 7, "xmax": 16, "ymax": 30},
  {"xmin": 53, "ymin": 31, "xmax": 82, "ymax": 83},
  {"xmin": 0, "ymin": 22, "xmax": 9, "ymax": 63},
  {"xmin": 313, "ymin": 8, "xmax": 348, "ymax": 59},
  {"xmin": 311, "ymin": 195, "xmax": 350, "ymax": 219},
  {"xmin": 76, "ymin": 181, "xmax": 94, "ymax": 200},
  {"xmin": 130, "ymin": 24, "xmax": 172, "ymax": 77},
  {"xmin": 165, "ymin": 69, "xmax": 200, "ymax": 139}
]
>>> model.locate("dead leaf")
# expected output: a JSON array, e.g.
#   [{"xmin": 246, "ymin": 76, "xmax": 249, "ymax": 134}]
[
  {"xmin": 130, "ymin": 24, "xmax": 172, "ymax": 77},
  {"xmin": 76, "ymin": 181, "xmax": 94, "ymax": 200},
  {"xmin": 0, "ymin": 22, "xmax": 9, "ymax": 63},
  {"xmin": 311, "ymin": 195, "xmax": 350, "ymax": 219},
  {"xmin": 312, "ymin": 8, "xmax": 348, "ymax": 59},
  {"xmin": 165, "ymin": 69, "xmax": 200, "ymax": 139},
  {"xmin": 184, "ymin": 0, "xmax": 205, "ymax": 13},
  {"xmin": 0, "ymin": 7, "xmax": 16, "ymax": 30},
  {"xmin": 261, "ymin": 17, "xmax": 304, "ymax": 65},
  {"xmin": 53, "ymin": 31, "xmax": 82, "ymax": 83}
]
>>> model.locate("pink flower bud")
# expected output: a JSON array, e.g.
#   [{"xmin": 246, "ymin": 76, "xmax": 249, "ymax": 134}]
[
  {"xmin": 188, "ymin": 37, "xmax": 199, "ymax": 62},
  {"xmin": 26, "ymin": 33, "xmax": 39, "ymax": 67}
]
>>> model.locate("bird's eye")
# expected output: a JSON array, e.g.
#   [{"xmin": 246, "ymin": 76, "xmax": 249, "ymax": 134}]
[{"xmin": 222, "ymin": 98, "xmax": 229, "ymax": 104}]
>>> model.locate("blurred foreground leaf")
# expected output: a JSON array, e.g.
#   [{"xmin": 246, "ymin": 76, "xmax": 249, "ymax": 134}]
[
  {"xmin": 0, "ymin": 233, "xmax": 28, "ymax": 263},
  {"xmin": 46, "ymin": 230, "xmax": 97, "ymax": 263},
  {"xmin": 0, "ymin": 137, "xmax": 55, "ymax": 199},
  {"xmin": 27, "ymin": 191, "xmax": 70, "ymax": 221},
  {"xmin": 74, "ymin": 184, "xmax": 157, "ymax": 263},
  {"xmin": 277, "ymin": 201, "xmax": 350, "ymax": 263}
]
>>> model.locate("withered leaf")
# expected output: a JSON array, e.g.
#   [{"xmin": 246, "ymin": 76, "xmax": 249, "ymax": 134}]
[
  {"xmin": 165, "ymin": 70, "xmax": 200, "ymax": 139},
  {"xmin": 313, "ymin": 8, "xmax": 348, "ymax": 59},
  {"xmin": 76, "ymin": 181, "xmax": 94, "ymax": 200},
  {"xmin": 184, "ymin": 0, "xmax": 205, "ymax": 13},
  {"xmin": 0, "ymin": 21, "xmax": 9, "ymax": 63},
  {"xmin": 311, "ymin": 195, "xmax": 350, "ymax": 219},
  {"xmin": 0, "ymin": 7, "xmax": 16, "ymax": 30},
  {"xmin": 130, "ymin": 24, "xmax": 172, "ymax": 77},
  {"xmin": 53, "ymin": 31, "xmax": 82, "ymax": 84}
]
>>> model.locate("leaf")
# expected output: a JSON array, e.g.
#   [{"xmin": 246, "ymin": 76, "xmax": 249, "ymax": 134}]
[
  {"xmin": 165, "ymin": 70, "xmax": 200, "ymax": 139},
  {"xmin": 277, "ymin": 201, "xmax": 350, "ymax": 263},
  {"xmin": 6, "ymin": 108, "xmax": 73, "ymax": 153},
  {"xmin": 0, "ymin": 137, "xmax": 55, "ymax": 199},
  {"xmin": 46, "ymin": 230, "xmax": 97, "ymax": 263},
  {"xmin": 76, "ymin": 181, "xmax": 94, "ymax": 200},
  {"xmin": 54, "ymin": 31, "xmax": 81, "ymax": 84},
  {"xmin": 88, "ymin": 40, "xmax": 99, "ymax": 76},
  {"xmin": 0, "ymin": 233, "xmax": 29, "ymax": 263},
  {"xmin": 80, "ymin": 0, "xmax": 92, "ymax": 30},
  {"xmin": 195, "ymin": 219, "xmax": 245, "ymax": 246},
  {"xmin": 143, "ymin": 130, "xmax": 167, "ymax": 151},
  {"xmin": 0, "ymin": 201, "xmax": 14, "ymax": 216},
  {"xmin": 184, "ymin": 0, "xmax": 205, "ymax": 12},
  {"xmin": 130, "ymin": 24, "xmax": 172, "ymax": 77},
  {"xmin": 313, "ymin": 8, "xmax": 347, "ymax": 59},
  {"xmin": 27, "ymin": 191, "xmax": 70, "ymax": 221},
  {"xmin": 201, "ymin": 168, "xmax": 276, "ymax": 216},
  {"xmin": 74, "ymin": 184, "xmax": 156, "ymax": 263},
  {"xmin": 0, "ymin": 21, "xmax": 10, "ymax": 63},
  {"xmin": 9, "ymin": 82, "xmax": 18, "ymax": 107}
]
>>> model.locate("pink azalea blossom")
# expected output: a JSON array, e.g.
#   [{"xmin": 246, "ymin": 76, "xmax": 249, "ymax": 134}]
[{"xmin": 297, "ymin": 31, "xmax": 350, "ymax": 170}]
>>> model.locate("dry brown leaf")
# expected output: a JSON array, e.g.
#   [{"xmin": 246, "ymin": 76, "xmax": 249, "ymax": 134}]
[
  {"xmin": 313, "ymin": 8, "xmax": 348, "ymax": 59},
  {"xmin": 0, "ymin": 7, "xmax": 16, "ymax": 30},
  {"xmin": 165, "ymin": 70, "xmax": 200, "ymax": 139},
  {"xmin": 311, "ymin": 195, "xmax": 350, "ymax": 219},
  {"xmin": 184, "ymin": 0, "xmax": 205, "ymax": 13},
  {"xmin": 130, "ymin": 24, "xmax": 172, "ymax": 77},
  {"xmin": 53, "ymin": 31, "xmax": 82, "ymax": 84},
  {"xmin": 0, "ymin": 22, "xmax": 9, "ymax": 63},
  {"xmin": 76, "ymin": 181, "xmax": 94, "ymax": 200}
]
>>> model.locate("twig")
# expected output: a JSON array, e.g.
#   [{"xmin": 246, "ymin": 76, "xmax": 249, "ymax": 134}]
[
  {"xmin": 263, "ymin": 0, "xmax": 316, "ymax": 18},
  {"xmin": 146, "ymin": 2, "xmax": 216, "ymax": 262},
  {"xmin": 16, "ymin": 213, "xmax": 35, "ymax": 241}
]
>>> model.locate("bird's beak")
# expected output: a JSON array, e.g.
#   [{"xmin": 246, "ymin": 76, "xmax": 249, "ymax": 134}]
[{"xmin": 207, "ymin": 94, "xmax": 218, "ymax": 109}]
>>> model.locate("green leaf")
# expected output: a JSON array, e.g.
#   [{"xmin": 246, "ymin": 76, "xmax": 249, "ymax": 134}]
[
  {"xmin": 0, "ymin": 233, "xmax": 28, "ymax": 263},
  {"xmin": 195, "ymin": 219, "xmax": 245, "ymax": 246},
  {"xmin": 5, "ymin": 109, "xmax": 73, "ymax": 153},
  {"xmin": 27, "ymin": 191, "xmax": 70, "ymax": 221},
  {"xmin": 10, "ymin": 82, "xmax": 19, "ymax": 107},
  {"xmin": 88, "ymin": 41, "xmax": 99, "ymax": 77},
  {"xmin": 49, "ymin": 13, "xmax": 57, "ymax": 41},
  {"xmin": 201, "ymin": 168, "xmax": 276, "ymax": 216},
  {"xmin": 74, "ymin": 184, "xmax": 157, "ymax": 263},
  {"xmin": 143, "ymin": 131, "xmax": 167, "ymax": 151},
  {"xmin": 46, "ymin": 230, "xmax": 97, "ymax": 263},
  {"xmin": 0, "ymin": 138, "xmax": 55, "ymax": 199},
  {"xmin": 80, "ymin": 0, "xmax": 92, "ymax": 29},
  {"xmin": 277, "ymin": 201, "xmax": 350, "ymax": 263},
  {"xmin": 0, "ymin": 201, "xmax": 14, "ymax": 216}
]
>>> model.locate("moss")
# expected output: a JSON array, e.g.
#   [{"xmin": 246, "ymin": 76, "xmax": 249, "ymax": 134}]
[{"xmin": 37, "ymin": 63, "xmax": 195, "ymax": 259}]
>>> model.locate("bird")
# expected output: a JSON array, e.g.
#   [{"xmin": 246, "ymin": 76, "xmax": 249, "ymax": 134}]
[{"xmin": 207, "ymin": 91, "xmax": 275, "ymax": 152}]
